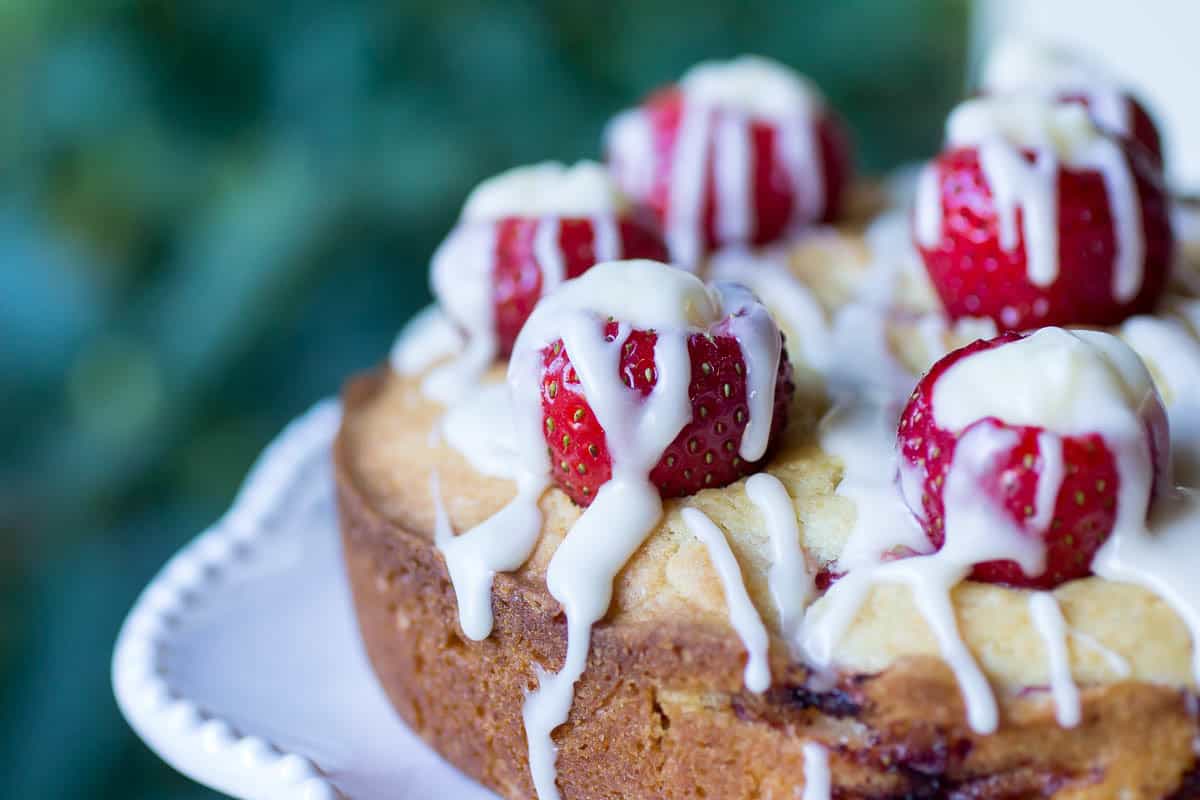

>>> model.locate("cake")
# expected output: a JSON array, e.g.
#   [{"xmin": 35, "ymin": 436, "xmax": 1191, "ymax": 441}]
[{"xmin": 336, "ymin": 51, "xmax": 1200, "ymax": 799}]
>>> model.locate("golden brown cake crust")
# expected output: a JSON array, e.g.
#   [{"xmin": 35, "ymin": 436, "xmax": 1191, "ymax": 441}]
[{"xmin": 337, "ymin": 370, "xmax": 1200, "ymax": 800}]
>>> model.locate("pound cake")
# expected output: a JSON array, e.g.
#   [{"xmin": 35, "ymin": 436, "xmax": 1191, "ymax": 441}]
[{"xmin": 336, "ymin": 51, "xmax": 1200, "ymax": 799}]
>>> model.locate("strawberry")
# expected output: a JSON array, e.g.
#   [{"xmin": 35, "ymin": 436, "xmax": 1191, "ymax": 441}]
[
  {"xmin": 896, "ymin": 331, "xmax": 1169, "ymax": 589},
  {"xmin": 539, "ymin": 318, "xmax": 794, "ymax": 506},
  {"xmin": 916, "ymin": 143, "xmax": 1173, "ymax": 331},
  {"xmin": 606, "ymin": 82, "xmax": 852, "ymax": 262},
  {"xmin": 491, "ymin": 215, "xmax": 667, "ymax": 354}
]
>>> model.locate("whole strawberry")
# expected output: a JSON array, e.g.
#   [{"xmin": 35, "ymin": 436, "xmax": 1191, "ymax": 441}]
[
  {"xmin": 605, "ymin": 56, "xmax": 852, "ymax": 267},
  {"xmin": 432, "ymin": 161, "xmax": 667, "ymax": 360},
  {"xmin": 538, "ymin": 304, "xmax": 794, "ymax": 506},
  {"xmin": 896, "ymin": 328, "xmax": 1169, "ymax": 589},
  {"xmin": 914, "ymin": 99, "xmax": 1173, "ymax": 332}
]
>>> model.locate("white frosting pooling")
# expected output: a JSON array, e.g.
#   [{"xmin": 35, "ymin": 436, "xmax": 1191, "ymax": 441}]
[
  {"xmin": 463, "ymin": 161, "xmax": 625, "ymax": 220},
  {"xmin": 933, "ymin": 327, "xmax": 1156, "ymax": 434},
  {"xmin": 681, "ymin": 507, "xmax": 771, "ymax": 692},
  {"xmin": 440, "ymin": 381, "xmax": 521, "ymax": 479}
]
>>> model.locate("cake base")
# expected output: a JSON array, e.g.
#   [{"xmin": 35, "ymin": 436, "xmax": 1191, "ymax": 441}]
[{"xmin": 336, "ymin": 371, "xmax": 1200, "ymax": 799}]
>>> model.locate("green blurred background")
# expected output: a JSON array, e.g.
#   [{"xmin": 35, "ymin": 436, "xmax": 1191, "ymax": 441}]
[{"xmin": 0, "ymin": 1, "xmax": 967, "ymax": 796}]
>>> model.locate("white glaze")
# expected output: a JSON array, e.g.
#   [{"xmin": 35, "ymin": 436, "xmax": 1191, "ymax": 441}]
[
  {"xmin": 425, "ymin": 222, "xmax": 500, "ymax": 404},
  {"xmin": 1069, "ymin": 630, "xmax": 1132, "ymax": 679},
  {"xmin": 819, "ymin": 399, "xmax": 930, "ymax": 571},
  {"xmin": 776, "ymin": 110, "xmax": 826, "ymax": 229},
  {"xmin": 801, "ymin": 741, "xmax": 831, "ymax": 800},
  {"xmin": 1094, "ymin": 487, "xmax": 1200, "ymax": 684},
  {"xmin": 590, "ymin": 213, "xmax": 620, "ymax": 263},
  {"xmin": 1120, "ymin": 314, "xmax": 1200, "ymax": 486},
  {"xmin": 604, "ymin": 110, "xmax": 656, "ymax": 204},
  {"xmin": 714, "ymin": 113, "xmax": 754, "ymax": 243},
  {"xmin": 1028, "ymin": 591, "xmax": 1081, "ymax": 728},
  {"xmin": 440, "ymin": 382, "xmax": 521, "ymax": 480},
  {"xmin": 463, "ymin": 161, "xmax": 625, "ymax": 220},
  {"xmin": 1030, "ymin": 432, "xmax": 1066, "ymax": 532},
  {"xmin": 681, "ymin": 55, "xmax": 820, "ymax": 119},
  {"xmin": 681, "ymin": 507, "xmax": 771, "ymax": 692},
  {"xmin": 534, "ymin": 216, "xmax": 566, "ymax": 292},
  {"xmin": 932, "ymin": 327, "xmax": 1156, "ymax": 434},
  {"xmin": 709, "ymin": 247, "xmax": 832, "ymax": 371},
  {"xmin": 436, "ymin": 471, "xmax": 548, "ymax": 641},
  {"xmin": 982, "ymin": 39, "xmax": 1132, "ymax": 137},
  {"xmin": 665, "ymin": 98, "xmax": 713, "ymax": 269},
  {"xmin": 715, "ymin": 282, "xmax": 784, "ymax": 460},
  {"xmin": 745, "ymin": 472, "xmax": 812, "ymax": 651},
  {"xmin": 913, "ymin": 163, "xmax": 943, "ymax": 249},
  {"xmin": 389, "ymin": 305, "xmax": 465, "ymax": 376}
]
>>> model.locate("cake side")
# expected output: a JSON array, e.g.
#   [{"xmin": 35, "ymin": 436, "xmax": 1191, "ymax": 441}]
[{"xmin": 336, "ymin": 370, "xmax": 1200, "ymax": 800}]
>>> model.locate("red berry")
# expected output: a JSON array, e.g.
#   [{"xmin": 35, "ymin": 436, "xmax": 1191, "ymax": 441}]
[
  {"xmin": 539, "ymin": 319, "xmax": 794, "ymax": 506},
  {"xmin": 916, "ymin": 144, "xmax": 1173, "ymax": 331},
  {"xmin": 607, "ymin": 85, "xmax": 852, "ymax": 261},
  {"xmin": 896, "ymin": 332, "xmax": 1169, "ymax": 589},
  {"xmin": 490, "ymin": 215, "xmax": 667, "ymax": 354}
]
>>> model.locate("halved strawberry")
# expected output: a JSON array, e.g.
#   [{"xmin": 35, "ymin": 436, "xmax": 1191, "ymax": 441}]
[
  {"xmin": 606, "ymin": 75, "xmax": 852, "ymax": 264},
  {"xmin": 539, "ymin": 317, "xmax": 794, "ymax": 506},
  {"xmin": 491, "ymin": 216, "xmax": 667, "ymax": 353},
  {"xmin": 896, "ymin": 330, "xmax": 1169, "ymax": 589},
  {"xmin": 915, "ymin": 142, "xmax": 1173, "ymax": 331}
]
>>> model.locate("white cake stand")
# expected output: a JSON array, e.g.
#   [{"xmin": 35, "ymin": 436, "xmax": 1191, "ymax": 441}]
[{"xmin": 112, "ymin": 400, "xmax": 498, "ymax": 800}]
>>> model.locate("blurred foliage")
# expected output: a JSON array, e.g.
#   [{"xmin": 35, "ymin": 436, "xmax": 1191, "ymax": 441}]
[{"xmin": 0, "ymin": 0, "xmax": 967, "ymax": 796}]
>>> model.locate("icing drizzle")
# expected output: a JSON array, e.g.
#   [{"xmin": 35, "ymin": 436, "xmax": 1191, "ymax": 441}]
[{"xmin": 681, "ymin": 507, "xmax": 771, "ymax": 692}]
